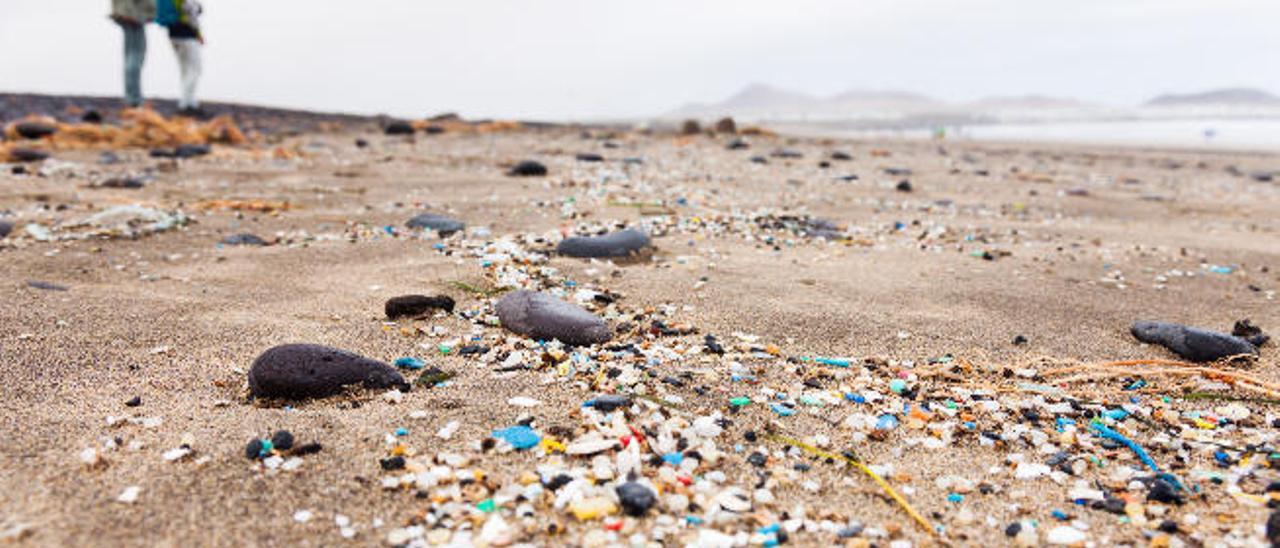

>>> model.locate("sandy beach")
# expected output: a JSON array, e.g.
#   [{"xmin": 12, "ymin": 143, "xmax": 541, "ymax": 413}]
[{"xmin": 1, "ymin": 108, "xmax": 1279, "ymax": 547}]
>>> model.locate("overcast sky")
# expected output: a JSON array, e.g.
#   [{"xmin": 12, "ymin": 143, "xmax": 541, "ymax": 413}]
[{"xmin": 0, "ymin": 0, "xmax": 1276, "ymax": 120}]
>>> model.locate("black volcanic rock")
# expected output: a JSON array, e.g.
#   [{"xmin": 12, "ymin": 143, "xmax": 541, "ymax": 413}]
[
  {"xmin": 248, "ymin": 344, "xmax": 407, "ymax": 399},
  {"xmin": 1131, "ymin": 321, "xmax": 1258, "ymax": 362}
]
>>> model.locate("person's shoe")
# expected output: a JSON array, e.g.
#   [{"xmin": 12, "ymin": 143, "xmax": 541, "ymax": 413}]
[{"xmin": 176, "ymin": 106, "xmax": 210, "ymax": 120}]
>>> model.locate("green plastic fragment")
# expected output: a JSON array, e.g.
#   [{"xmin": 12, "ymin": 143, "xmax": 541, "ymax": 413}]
[
  {"xmin": 477, "ymin": 499, "xmax": 496, "ymax": 513},
  {"xmin": 729, "ymin": 397, "xmax": 751, "ymax": 407}
]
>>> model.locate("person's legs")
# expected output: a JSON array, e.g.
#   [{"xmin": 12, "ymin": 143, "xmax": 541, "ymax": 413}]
[
  {"xmin": 120, "ymin": 22, "xmax": 147, "ymax": 107},
  {"xmin": 171, "ymin": 39, "xmax": 203, "ymax": 110}
]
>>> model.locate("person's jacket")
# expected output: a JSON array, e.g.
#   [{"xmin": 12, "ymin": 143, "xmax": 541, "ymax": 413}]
[
  {"xmin": 156, "ymin": 0, "xmax": 201, "ymax": 28},
  {"xmin": 111, "ymin": 0, "xmax": 156, "ymax": 23}
]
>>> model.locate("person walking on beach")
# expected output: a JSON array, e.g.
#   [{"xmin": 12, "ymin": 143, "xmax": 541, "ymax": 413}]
[
  {"xmin": 156, "ymin": 0, "xmax": 205, "ymax": 117},
  {"xmin": 110, "ymin": 0, "xmax": 156, "ymax": 107}
]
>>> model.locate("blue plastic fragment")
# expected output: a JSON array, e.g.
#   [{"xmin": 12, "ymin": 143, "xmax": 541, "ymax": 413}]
[
  {"xmin": 770, "ymin": 403, "xmax": 795, "ymax": 417},
  {"xmin": 814, "ymin": 357, "xmax": 850, "ymax": 367},
  {"xmin": 1090, "ymin": 420, "xmax": 1186, "ymax": 491},
  {"xmin": 492, "ymin": 425, "xmax": 541, "ymax": 450},
  {"xmin": 875, "ymin": 414, "xmax": 899, "ymax": 431},
  {"xmin": 394, "ymin": 357, "xmax": 426, "ymax": 370},
  {"xmin": 662, "ymin": 452, "xmax": 684, "ymax": 466},
  {"xmin": 1102, "ymin": 408, "xmax": 1128, "ymax": 421}
]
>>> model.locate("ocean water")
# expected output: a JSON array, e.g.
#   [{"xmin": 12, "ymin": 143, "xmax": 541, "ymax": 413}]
[{"xmin": 826, "ymin": 119, "xmax": 1280, "ymax": 151}]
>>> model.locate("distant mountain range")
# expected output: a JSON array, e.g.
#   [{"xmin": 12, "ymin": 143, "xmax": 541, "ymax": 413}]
[
  {"xmin": 1145, "ymin": 87, "xmax": 1280, "ymax": 107},
  {"xmin": 664, "ymin": 84, "xmax": 1280, "ymax": 127}
]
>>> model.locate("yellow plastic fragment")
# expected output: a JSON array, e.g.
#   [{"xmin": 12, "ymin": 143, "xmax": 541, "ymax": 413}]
[
  {"xmin": 568, "ymin": 497, "xmax": 617, "ymax": 521},
  {"xmin": 541, "ymin": 438, "xmax": 566, "ymax": 454}
]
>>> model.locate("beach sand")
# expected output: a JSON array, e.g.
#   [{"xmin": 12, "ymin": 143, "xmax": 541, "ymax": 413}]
[{"xmin": 1, "ymin": 123, "xmax": 1278, "ymax": 546}]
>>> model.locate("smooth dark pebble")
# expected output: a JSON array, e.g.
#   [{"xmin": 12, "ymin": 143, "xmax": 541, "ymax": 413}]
[
  {"xmin": 507, "ymin": 160, "xmax": 547, "ymax": 177},
  {"xmin": 1268, "ymin": 510, "xmax": 1280, "ymax": 545},
  {"xmin": 1233, "ymin": 319, "xmax": 1270, "ymax": 347},
  {"xmin": 837, "ymin": 525, "xmax": 863, "ymax": 538},
  {"xmin": 10, "ymin": 148, "xmax": 49, "ymax": 162},
  {"xmin": 271, "ymin": 430, "xmax": 295, "ymax": 451},
  {"xmin": 575, "ymin": 153, "xmax": 604, "ymax": 162},
  {"xmin": 589, "ymin": 394, "xmax": 631, "ymax": 412},
  {"xmin": 1147, "ymin": 478, "xmax": 1182, "ymax": 504},
  {"xmin": 14, "ymin": 121, "xmax": 57, "ymax": 139},
  {"xmin": 221, "ymin": 233, "xmax": 268, "ymax": 246},
  {"xmin": 125, "ymin": 396, "xmax": 142, "ymax": 407},
  {"xmin": 380, "ymin": 456, "xmax": 406, "ymax": 470},
  {"xmin": 385, "ymin": 294, "xmax": 455, "ymax": 318},
  {"xmin": 100, "ymin": 176, "xmax": 146, "ymax": 189},
  {"xmin": 615, "ymin": 482, "xmax": 657, "ymax": 516},
  {"xmin": 458, "ymin": 345, "xmax": 489, "ymax": 355},
  {"xmin": 175, "ymin": 144, "xmax": 211, "ymax": 158},
  {"xmin": 543, "ymin": 474, "xmax": 573, "ymax": 491},
  {"xmin": 292, "ymin": 442, "xmax": 323, "ymax": 455},
  {"xmin": 27, "ymin": 280, "xmax": 68, "ymax": 291},
  {"xmin": 244, "ymin": 439, "xmax": 263, "ymax": 460},
  {"xmin": 495, "ymin": 290, "xmax": 611, "ymax": 346},
  {"xmin": 404, "ymin": 213, "xmax": 465, "ymax": 236},
  {"xmin": 557, "ymin": 228, "xmax": 652, "ymax": 259},
  {"xmin": 384, "ymin": 121, "xmax": 415, "ymax": 135}
]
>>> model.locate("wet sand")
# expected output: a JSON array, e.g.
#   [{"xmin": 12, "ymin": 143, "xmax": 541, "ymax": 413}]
[{"xmin": 1, "ymin": 123, "xmax": 1279, "ymax": 546}]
